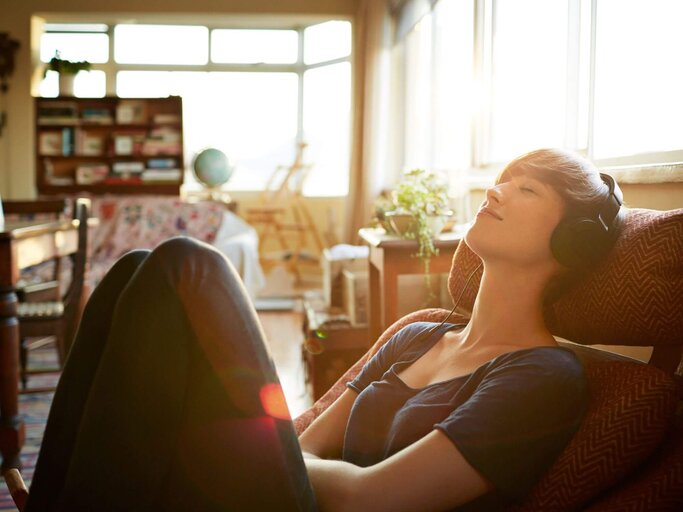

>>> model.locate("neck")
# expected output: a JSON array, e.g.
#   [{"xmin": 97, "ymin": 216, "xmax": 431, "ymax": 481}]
[{"xmin": 458, "ymin": 262, "xmax": 557, "ymax": 350}]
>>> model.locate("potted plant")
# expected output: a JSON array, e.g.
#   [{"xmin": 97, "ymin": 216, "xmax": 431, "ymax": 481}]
[
  {"xmin": 384, "ymin": 168, "xmax": 452, "ymax": 275},
  {"xmin": 45, "ymin": 51, "xmax": 91, "ymax": 96}
]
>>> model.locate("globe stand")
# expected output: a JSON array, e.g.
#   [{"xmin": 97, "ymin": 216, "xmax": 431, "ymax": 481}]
[{"xmin": 206, "ymin": 186, "xmax": 231, "ymax": 203}]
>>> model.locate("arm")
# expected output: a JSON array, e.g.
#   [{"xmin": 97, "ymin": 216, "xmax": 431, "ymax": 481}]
[
  {"xmin": 305, "ymin": 429, "xmax": 492, "ymax": 512},
  {"xmin": 299, "ymin": 388, "xmax": 358, "ymax": 460}
]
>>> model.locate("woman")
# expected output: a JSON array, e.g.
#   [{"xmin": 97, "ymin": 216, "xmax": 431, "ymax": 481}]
[{"xmin": 27, "ymin": 149, "xmax": 623, "ymax": 511}]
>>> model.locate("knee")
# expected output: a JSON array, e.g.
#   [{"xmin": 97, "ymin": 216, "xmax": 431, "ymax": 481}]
[
  {"xmin": 151, "ymin": 236, "xmax": 228, "ymax": 278},
  {"xmin": 108, "ymin": 249, "xmax": 150, "ymax": 278}
]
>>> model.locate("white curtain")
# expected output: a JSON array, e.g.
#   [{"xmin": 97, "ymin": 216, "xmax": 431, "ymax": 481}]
[{"xmin": 345, "ymin": 0, "xmax": 394, "ymax": 243}]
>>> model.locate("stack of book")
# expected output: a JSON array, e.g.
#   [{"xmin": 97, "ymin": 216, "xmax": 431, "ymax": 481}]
[
  {"xmin": 106, "ymin": 161, "xmax": 145, "ymax": 183},
  {"xmin": 76, "ymin": 163, "xmax": 109, "ymax": 185},
  {"xmin": 81, "ymin": 107, "xmax": 114, "ymax": 125},
  {"xmin": 37, "ymin": 101, "xmax": 78, "ymax": 125},
  {"xmin": 142, "ymin": 158, "xmax": 182, "ymax": 183},
  {"xmin": 142, "ymin": 127, "xmax": 182, "ymax": 156}
]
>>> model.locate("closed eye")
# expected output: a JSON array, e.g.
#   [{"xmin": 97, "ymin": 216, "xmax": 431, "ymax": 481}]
[{"xmin": 520, "ymin": 186, "xmax": 536, "ymax": 194}]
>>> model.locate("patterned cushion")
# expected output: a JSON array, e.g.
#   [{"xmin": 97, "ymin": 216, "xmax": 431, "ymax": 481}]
[
  {"xmin": 448, "ymin": 208, "xmax": 683, "ymax": 348},
  {"xmin": 513, "ymin": 360, "xmax": 678, "ymax": 511}
]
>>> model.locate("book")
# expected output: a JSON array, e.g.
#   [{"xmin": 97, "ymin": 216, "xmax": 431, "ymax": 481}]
[
  {"xmin": 116, "ymin": 100, "xmax": 148, "ymax": 124},
  {"xmin": 81, "ymin": 108, "xmax": 114, "ymax": 125},
  {"xmin": 39, "ymin": 131, "xmax": 63, "ymax": 156},
  {"xmin": 79, "ymin": 132, "xmax": 105, "ymax": 156},
  {"xmin": 76, "ymin": 164, "xmax": 109, "ymax": 185},
  {"xmin": 141, "ymin": 169, "xmax": 182, "ymax": 182},
  {"xmin": 62, "ymin": 127, "xmax": 74, "ymax": 156},
  {"xmin": 147, "ymin": 158, "xmax": 178, "ymax": 169}
]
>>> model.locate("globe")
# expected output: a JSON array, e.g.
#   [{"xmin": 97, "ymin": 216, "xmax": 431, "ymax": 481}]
[{"xmin": 192, "ymin": 148, "xmax": 232, "ymax": 188}]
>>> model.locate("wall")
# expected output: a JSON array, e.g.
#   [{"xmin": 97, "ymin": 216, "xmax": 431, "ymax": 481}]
[{"xmin": 0, "ymin": 0, "xmax": 358, "ymax": 198}]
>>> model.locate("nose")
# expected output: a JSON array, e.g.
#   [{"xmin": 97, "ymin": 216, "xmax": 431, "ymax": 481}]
[{"xmin": 486, "ymin": 184, "xmax": 504, "ymax": 205}]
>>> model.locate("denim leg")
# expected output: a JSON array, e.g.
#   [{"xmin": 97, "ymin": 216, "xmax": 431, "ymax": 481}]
[
  {"xmin": 51, "ymin": 237, "xmax": 316, "ymax": 511},
  {"xmin": 27, "ymin": 249, "xmax": 150, "ymax": 512}
]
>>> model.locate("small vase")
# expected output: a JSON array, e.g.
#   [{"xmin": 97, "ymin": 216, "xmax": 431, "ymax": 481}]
[{"xmin": 58, "ymin": 74, "xmax": 75, "ymax": 96}]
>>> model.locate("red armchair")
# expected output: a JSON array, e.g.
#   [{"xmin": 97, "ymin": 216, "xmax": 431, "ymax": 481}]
[{"xmin": 295, "ymin": 207, "xmax": 683, "ymax": 510}]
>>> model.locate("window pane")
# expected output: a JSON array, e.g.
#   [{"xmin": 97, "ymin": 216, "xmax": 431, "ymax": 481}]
[
  {"xmin": 303, "ymin": 62, "xmax": 352, "ymax": 196},
  {"xmin": 489, "ymin": 0, "xmax": 568, "ymax": 162},
  {"xmin": 403, "ymin": 15, "xmax": 433, "ymax": 171},
  {"xmin": 304, "ymin": 21, "xmax": 352, "ymax": 65},
  {"xmin": 433, "ymin": 0, "xmax": 474, "ymax": 173},
  {"xmin": 117, "ymin": 71, "xmax": 299, "ymax": 191},
  {"xmin": 39, "ymin": 69, "xmax": 106, "ymax": 98},
  {"xmin": 211, "ymin": 29, "xmax": 298, "ymax": 64},
  {"xmin": 593, "ymin": 0, "xmax": 683, "ymax": 159},
  {"xmin": 114, "ymin": 25, "xmax": 208, "ymax": 65},
  {"xmin": 40, "ymin": 33, "xmax": 109, "ymax": 63}
]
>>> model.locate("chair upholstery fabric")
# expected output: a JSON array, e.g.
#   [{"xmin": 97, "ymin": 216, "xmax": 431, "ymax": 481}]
[
  {"xmin": 512, "ymin": 361, "xmax": 678, "ymax": 510},
  {"xmin": 448, "ymin": 208, "xmax": 683, "ymax": 348}
]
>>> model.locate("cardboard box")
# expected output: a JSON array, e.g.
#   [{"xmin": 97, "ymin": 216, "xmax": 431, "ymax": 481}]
[
  {"xmin": 321, "ymin": 246, "xmax": 369, "ymax": 307},
  {"xmin": 342, "ymin": 269, "xmax": 369, "ymax": 326}
]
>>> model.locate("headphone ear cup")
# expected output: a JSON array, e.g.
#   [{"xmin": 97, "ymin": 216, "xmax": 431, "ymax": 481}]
[{"xmin": 551, "ymin": 218, "xmax": 607, "ymax": 269}]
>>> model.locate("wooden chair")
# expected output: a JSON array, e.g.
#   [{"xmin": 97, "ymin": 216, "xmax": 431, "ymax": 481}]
[
  {"xmin": 3, "ymin": 198, "xmax": 69, "ymax": 304},
  {"xmin": 4, "ymin": 198, "xmax": 90, "ymax": 392}
]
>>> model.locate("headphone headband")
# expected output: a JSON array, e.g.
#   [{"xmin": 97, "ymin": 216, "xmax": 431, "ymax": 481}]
[{"xmin": 597, "ymin": 173, "xmax": 623, "ymax": 234}]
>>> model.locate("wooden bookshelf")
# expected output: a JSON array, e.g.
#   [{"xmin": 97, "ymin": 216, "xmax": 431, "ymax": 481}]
[{"xmin": 35, "ymin": 96, "xmax": 184, "ymax": 196}]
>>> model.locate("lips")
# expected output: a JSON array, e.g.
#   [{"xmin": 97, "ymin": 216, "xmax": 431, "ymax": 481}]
[{"xmin": 477, "ymin": 206, "xmax": 503, "ymax": 221}]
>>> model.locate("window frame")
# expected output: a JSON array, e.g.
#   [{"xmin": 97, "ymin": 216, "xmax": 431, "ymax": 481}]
[
  {"xmin": 37, "ymin": 16, "xmax": 353, "ymax": 196},
  {"xmin": 395, "ymin": 0, "xmax": 683, "ymax": 181}
]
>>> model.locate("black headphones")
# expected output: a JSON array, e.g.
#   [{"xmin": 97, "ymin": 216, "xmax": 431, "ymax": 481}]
[{"xmin": 550, "ymin": 173, "xmax": 623, "ymax": 270}]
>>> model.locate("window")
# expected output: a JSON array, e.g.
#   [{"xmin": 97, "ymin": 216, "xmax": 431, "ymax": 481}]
[
  {"xmin": 114, "ymin": 25, "xmax": 209, "ymax": 65},
  {"xmin": 489, "ymin": 0, "xmax": 569, "ymax": 163},
  {"xmin": 37, "ymin": 19, "xmax": 353, "ymax": 196},
  {"xmin": 592, "ymin": 0, "xmax": 683, "ymax": 160},
  {"xmin": 211, "ymin": 29, "xmax": 298, "ymax": 64},
  {"xmin": 394, "ymin": 0, "xmax": 683, "ymax": 178}
]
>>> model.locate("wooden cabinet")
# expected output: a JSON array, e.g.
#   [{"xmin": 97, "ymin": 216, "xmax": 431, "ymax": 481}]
[
  {"xmin": 35, "ymin": 96, "xmax": 184, "ymax": 196},
  {"xmin": 302, "ymin": 292, "xmax": 370, "ymax": 400}
]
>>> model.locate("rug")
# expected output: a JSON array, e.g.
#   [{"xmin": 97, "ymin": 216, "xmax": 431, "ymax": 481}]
[{"xmin": 0, "ymin": 347, "xmax": 58, "ymax": 511}]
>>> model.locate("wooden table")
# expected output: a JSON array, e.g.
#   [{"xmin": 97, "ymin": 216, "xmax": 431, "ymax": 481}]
[
  {"xmin": 358, "ymin": 227, "xmax": 467, "ymax": 341},
  {"xmin": 0, "ymin": 218, "xmax": 79, "ymax": 470}
]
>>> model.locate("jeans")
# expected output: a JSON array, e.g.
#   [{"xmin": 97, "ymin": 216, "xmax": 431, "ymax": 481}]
[{"xmin": 27, "ymin": 237, "xmax": 317, "ymax": 511}]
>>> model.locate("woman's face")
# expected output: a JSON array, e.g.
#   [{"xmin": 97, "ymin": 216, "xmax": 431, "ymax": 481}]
[{"xmin": 465, "ymin": 169, "xmax": 566, "ymax": 269}]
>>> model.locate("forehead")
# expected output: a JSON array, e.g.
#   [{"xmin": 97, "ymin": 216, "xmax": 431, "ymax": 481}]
[
  {"xmin": 497, "ymin": 166, "xmax": 566, "ymax": 202},
  {"xmin": 497, "ymin": 166, "xmax": 551, "ymax": 185}
]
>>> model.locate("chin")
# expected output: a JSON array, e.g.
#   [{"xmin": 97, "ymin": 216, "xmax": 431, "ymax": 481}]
[{"xmin": 463, "ymin": 223, "xmax": 487, "ymax": 259}]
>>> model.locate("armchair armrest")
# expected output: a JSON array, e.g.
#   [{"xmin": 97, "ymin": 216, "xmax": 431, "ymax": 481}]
[{"xmin": 4, "ymin": 469, "xmax": 28, "ymax": 512}]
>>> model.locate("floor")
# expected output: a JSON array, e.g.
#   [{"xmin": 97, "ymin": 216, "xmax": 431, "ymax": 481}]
[{"xmin": 254, "ymin": 264, "xmax": 323, "ymax": 417}]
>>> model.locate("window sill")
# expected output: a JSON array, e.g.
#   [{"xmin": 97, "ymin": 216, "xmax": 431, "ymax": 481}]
[
  {"xmin": 464, "ymin": 161, "xmax": 683, "ymax": 190},
  {"xmin": 601, "ymin": 162, "xmax": 683, "ymax": 184}
]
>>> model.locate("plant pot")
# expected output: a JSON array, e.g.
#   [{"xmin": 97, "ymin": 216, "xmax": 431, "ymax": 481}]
[
  {"xmin": 58, "ymin": 73, "xmax": 75, "ymax": 96},
  {"xmin": 386, "ymin": 211, "xmax": 453, "ymax": 237},
  {"xmin": 385, "ymin": 211, "xmax": 415, "ymax": 236}
]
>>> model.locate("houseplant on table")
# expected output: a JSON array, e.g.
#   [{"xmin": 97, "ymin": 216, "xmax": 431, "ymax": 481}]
[
  {"xmin": 383, "ymin": 168, "xmax": 452, "ymax": 275},
  {"xmin": 45, "ymin": 51, "xmax": 91, "ymax": 96}
]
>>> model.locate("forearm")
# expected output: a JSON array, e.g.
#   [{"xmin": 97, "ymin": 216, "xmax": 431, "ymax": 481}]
[{"xmin": 304, "ymin": 458, "xmax": 364, "ymax": 512}]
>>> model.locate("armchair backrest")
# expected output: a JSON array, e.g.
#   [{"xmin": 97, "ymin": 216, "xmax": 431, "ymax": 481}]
[{"xmin": 447, "ymin": 208, "xmax": 683, "ymax": 375}]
